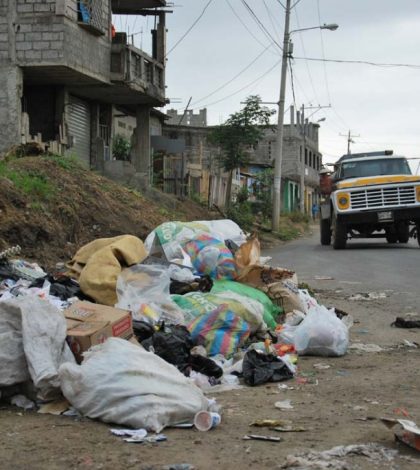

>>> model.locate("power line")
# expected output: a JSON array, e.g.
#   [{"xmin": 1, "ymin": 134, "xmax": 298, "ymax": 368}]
[
  {"xmin": 316, "ymin": 0, "xmax": 332, "ymax": 105},
  {"xmin": 263, "ymin": 0, "xmax": 281, "ymax": 42},
  {"xmin": 293, "ymin": 6, "xmax": 320, "ymax": 105},
  {"xmin": 166, "ymin": 0, "xmax": 214, "ymax": 56},
  {"xmin": 241, "ymin": 0, "xmax": 283, "ymax": 51},
  {"xmin": 186, "ymin": 45, "xmax": 272, "ymax": 108},
  {"xmin": 291, "ymin": 0, "xmax": 304, "ymax": 8},
  {"xmin": 195, "ymin": 59, "xmax": 282, "ymax": 109},
  {"xmin": 294, "ymin": 56, "xmax": 420, "ymax": 69},
  {"xmin": 288, "ymin": 58, "xmax": 297, "ymax": 109},
  {"xmin": 225, "ymin": 0, "xmax": 275, "ymax": 51},
  {"xmin": 276, "ymin": 0, "xmax": 286, "ymax": 9}
]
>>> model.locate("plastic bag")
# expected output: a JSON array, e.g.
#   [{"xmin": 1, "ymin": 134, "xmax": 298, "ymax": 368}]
[
  {"xmin": 183, "ymin": 234, "xmax": 236, "ymax": 280},
  {"xmin": 144, "ymin": 220, "xmax": 247, "ymax": 265},
  {"xmin": 188, "ymin": 306, "xmax": 251, "ymax": 358},
  {"xmin": 211, "ymin": 280, "xmax": 281, "ymax": 329},
  {"xmin": 59, "ymin": 338, "xmax": 209, "ymax": 432},
  {"xmin": 172, "ymin": 291, "xmax": 266, "ymax": 334},
  {"xmin": 293, "ymin": 304, "xmax": 349, "ymax": 357},
  {"xmin": 0, "ymin": 296, "xmax": 75, "ymax": 399},
  {"xmin": 242, "ymin": 349, "xmax": 295, "ymax": 386},
  {"xmin": 116, "ymin": 264, "xmax": 185, "ymax": 326}
]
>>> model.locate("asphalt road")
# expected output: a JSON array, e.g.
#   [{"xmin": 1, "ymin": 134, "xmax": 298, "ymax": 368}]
[{"xmin": 265, "ymin": 225, "xmax": 420, "ymax": 297}]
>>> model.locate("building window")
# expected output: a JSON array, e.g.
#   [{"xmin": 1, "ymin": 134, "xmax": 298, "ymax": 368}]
[
  {"xmin": 78, "ymin": 0, "xmax": 106, "ymax": 35},
  {"xmin": 305, "ymin": 148, "xmax": 308, "ymax": 165}
]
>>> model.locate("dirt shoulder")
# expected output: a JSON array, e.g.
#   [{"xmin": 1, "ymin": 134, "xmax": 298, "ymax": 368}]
[{"xmin": 0, "ymin": 287, "xmax": 418, "ymax": 470}]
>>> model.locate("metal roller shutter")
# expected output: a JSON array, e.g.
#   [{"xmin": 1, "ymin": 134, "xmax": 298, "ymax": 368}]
[{"xmin": 68, "ymin": 96, "xmax": 91, "ymax": 166}]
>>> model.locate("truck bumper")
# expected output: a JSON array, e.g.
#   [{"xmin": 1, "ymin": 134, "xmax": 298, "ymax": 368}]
[{"xmin": 337, "ymin": 207, "xmax": 420, "ymax": 224}]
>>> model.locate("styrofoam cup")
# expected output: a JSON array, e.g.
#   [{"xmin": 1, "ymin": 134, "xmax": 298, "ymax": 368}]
[{"xmin": 194, "ymin": 411, "xmax": 221, "ymax": 431}]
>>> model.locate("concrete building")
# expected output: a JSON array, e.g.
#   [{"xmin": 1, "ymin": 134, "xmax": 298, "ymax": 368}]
[
  {"xmin": 166, "ymin": 108, "xmax": 207, "ymax": 127},
  {"xmin": 248, "ymin": 106, "xmax": 322, "ymax": 213},
  {"xmin": 0, "ymin": 0, "xmax": 167, "ymax": 186}
]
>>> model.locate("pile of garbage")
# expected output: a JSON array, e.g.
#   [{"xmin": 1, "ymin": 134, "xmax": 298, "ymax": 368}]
[{"xmin": 0, "ymin": 220, "xmax": 352, "ymax": 434}]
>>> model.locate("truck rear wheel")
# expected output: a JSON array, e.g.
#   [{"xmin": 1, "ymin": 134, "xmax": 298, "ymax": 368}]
[
  {"xmin": 332, "ymin": 218, "xmax": 347, "ymax": 249},
  {"xmin": 320, "ymin": 218, "xmax": 331, "ymax": 245},
  {"xmin": 385, "ymin": 227, "xmax": 398, "ymax": 244},
  {"xmin": 396, "ymin": 222, "xmax": 409, "ymax": 243}
]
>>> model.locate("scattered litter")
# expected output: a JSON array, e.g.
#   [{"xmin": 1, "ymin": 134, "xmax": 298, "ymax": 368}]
[
  {"xmin": 125, "ymin": 434, "xmax": 167, "ymax": 444},
  {"xmin": 194, "ymin": 411, "xmax": 221, "ymax": 431},
  {"xmin": 381, "ymin": 418, "xmax": 420, "ymax": 452},
  {"xmin": 163, "ymin": 465, "xmax": 195, "ymax": 470},
  {"xmin": 278, "ymin": 384, "xmax": 295, "ymax": 390},
  {"xmin": 110, "ymin": 428, "xmax": 147, "ymax": 439},
  {"xmin": 349, "ymin": 343, "xmax": 384, "ymax": 353},
  {"xmin": 250, "ymin": 419, "xmax": 291, "ymax": 427},
  {"xmin": 313, "ymin": 363, "xmax": 331, "ymax": 370},
  {"xmin": 391, "ymin": 317, "xmax": 420, "ymax": 328},
  {"xmin": 37, "ymin": 398, "xmax": 70, "ymax": 415},
  {"xmin": 243, "ymin": 434, "xmax": 282, "ymax": 442},
  {"xmin": 275, "ymin": 400, "xmax": 294, "ymax": 410},
  {"xmin": 280, "ymin": 443, "xmax": 399, "ymax": 469},
  {"xmin": 10, "ymin": 395, "xmax": 35, "ymax": 411},
  {"xmin": 272, "ymin": 426, "xmax": 308, "ymax": 432},
  {"xmin": 348, "ymin": 292, "xmax": 387, "ymax": 301}
]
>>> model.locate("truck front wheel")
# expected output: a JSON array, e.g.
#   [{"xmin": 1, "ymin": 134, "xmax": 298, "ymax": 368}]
[
  {"xmin": 396, "ymin": 222, "xmax": 410, "ymax": 243},
  {"xmin": 320, "ymin": 218, "xmax": 331, "ymax": 245},
  {"xmin": 385, "ymin": 227, "xmax": 398, "ymax": 244},
  {"xmin": 332, "ymin": 218, "xmax": 347, "ymax": 249}
]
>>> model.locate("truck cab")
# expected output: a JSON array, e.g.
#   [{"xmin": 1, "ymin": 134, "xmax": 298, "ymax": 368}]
[{"xmin": 319, "ymin": 151, "xmax": 420, "ymax": 249}]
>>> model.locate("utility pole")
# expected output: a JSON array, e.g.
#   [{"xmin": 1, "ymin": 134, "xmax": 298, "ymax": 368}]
[
  {"xmin": 340, "ymin": 130, "xmax": 359, "ymax": 154},
  {"xmin": 299, "ymin": 105, "xmax": 330, "ymax": 214},
  {"xmin": 272, "ymin": 0, "xmax": 291, "ymax": 232}
]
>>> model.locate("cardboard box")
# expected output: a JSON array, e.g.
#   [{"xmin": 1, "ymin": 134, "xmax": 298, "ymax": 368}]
[{"xmin": 65, "ymin": 301, "xmax": 133, "ymax": 362}]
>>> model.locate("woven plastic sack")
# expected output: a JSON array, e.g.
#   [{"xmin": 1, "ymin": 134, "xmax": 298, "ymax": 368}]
[
  {"xmin": 188, "ymin": 306, "xmax": 251, "ymax": 358},
  {"xmin": 183, "ymin": 234, "xmax": 237, "ymax": 280},
  {"xmin": 211, "ymin": 280, "xmax": 281, "ymax": 329}
]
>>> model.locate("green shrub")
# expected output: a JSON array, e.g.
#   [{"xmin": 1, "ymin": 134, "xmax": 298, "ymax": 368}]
[
  {"xmin": 227, "ymin": 201, "xmax": 254, "ymax": 231},
  {"xmin": 112, "ymin": 134, "xmax": 131, "ymax": 161}
]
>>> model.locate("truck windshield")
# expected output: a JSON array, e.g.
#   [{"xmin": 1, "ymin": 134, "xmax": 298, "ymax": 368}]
[{"xmin": 340, "ymin": 158, "xmax": 412, "ymax": 179}]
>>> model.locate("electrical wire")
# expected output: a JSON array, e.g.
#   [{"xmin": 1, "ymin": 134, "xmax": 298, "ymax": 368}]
[
  {"xmin": 263, "ymin": 0, "xmax": 281, "ymax": 42},
  {"xmin": 186, "ymin": 45, "xmax": 272, "ymax": 108},
  {"xmin": 225, "ymin": 0, "xmax": 274, "ymax": 51},
  {"xmin": 291, "ymin": 0, "xmax": 304, "ymax": 9},
  {"xmin": 196, "ymin": 59, "xmax": 282, "ymax": 109},
  {"xmin": 294, "ymin": 56, "xmax": 420, "ymax": 69},
  {"xmin": 241, "ymin": 0, "xmax": 283, "ymax": 51},
  {"xmin": 293, "ymin": 6, "xmax": 320, "ymax": 105},
  {"xmin": 166, "ymin": 0, "xmax": 214, "ymax": 56},
  {"xmin": 288, "ymin": 58, "xmax": 297, "ymax": 109},
  {"xmin": 276, "ymin": 0, "xmax": 286, "ymax": 9},
  {"xmin": 316, "ymin": 0, "xmax": 331, "ymax": 105}
]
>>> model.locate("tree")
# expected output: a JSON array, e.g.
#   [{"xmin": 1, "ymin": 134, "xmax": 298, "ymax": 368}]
[
  {"xmin": 209, "ymin": 95, "xmax": 274, "ymax": 207},
  {"xmin": 112, "ymin": 134, "xmax": 131, "ymax": 161}
]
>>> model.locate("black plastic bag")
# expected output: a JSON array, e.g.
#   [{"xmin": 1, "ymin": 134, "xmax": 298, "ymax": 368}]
[
  {"xmin": 242, "ymin": 349, "xmax": 294, "ymax": 386},
  {"xmin": 189, "ymin": 354, "xmax": 223, "ymax": 379},
  {"xmin": 141, "ymin": 325, "xmax": 193, "ymax": 371},
  {"xmin": 391, "ymin": 317, "xmax": 420, "ymax": 328}
]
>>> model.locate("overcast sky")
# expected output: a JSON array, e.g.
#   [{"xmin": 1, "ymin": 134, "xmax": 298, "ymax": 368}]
[{"xmin": 115, "ymin": 0, "xmax": 420, "ymax": 170}]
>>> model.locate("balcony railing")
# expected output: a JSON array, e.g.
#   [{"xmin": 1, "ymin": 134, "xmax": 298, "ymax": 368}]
[{"xmin": 110, "ymin": 42, "xmax": 165, "ymax": 102}]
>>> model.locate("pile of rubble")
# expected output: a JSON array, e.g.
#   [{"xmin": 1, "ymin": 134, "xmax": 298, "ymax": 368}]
[{"xmin": 0, "ymin": 219, "xmax": 352, "ymax": 435}]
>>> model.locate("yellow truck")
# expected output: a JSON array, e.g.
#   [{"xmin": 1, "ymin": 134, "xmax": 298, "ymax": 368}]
[{"xmin": 319, "ymin": 151, "xmax": 420, "ymax": 249}]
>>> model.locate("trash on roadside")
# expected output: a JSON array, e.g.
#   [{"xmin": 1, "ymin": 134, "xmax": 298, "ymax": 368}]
[
  {"xmin": 59, "ymin": 338, "xmax": 210, "ymax": 432},
  {"xmin": 348, "ymin": 292, "xmax": 387, "ymax": 301},
  {"xmin": 250, "ymin": 419, "xmax": 291, "ymax": 427},
  {"xmin": 381, "ymin": 418, "xmax": 420, "ymax": 452},
  {"xmin": 243, "ymin": 434, "xmax": 282, "ymax": 442},
  {"xmin": 280, "ymin": 443, "xmax": 400, "ymax": 469},
  {"xmin": 234, "ymin": 235, "xmax": 261, "ymax": 271},
  {"xmin": 271, "ymin": 426, "xmax": 308, "ymax": 432},
  {"xmin": 67, "ymin": 235, "xmax": 147, "ymax": 306},
  {"xmin": 194, "ymin": 411, "xmax": 221, "ymax": 431},
  {"xmin": 391, "ymin": 317, "xmax": 420, "ymax": 328},
  {"xmin": 349, "ymin": 343, "xmax": 384, "ymax": 353},
  {"xmin": 242, "ymin": 350, "xmax": 295, "ymax": 386},
  {"xmin": 10, "ymin": 394, "xmax": 35, "ymax": 411},
  {"xmin": 37, "ymin": 398, "xmax": 70, "ymax": 415},
  {"xmin": 313, "ymin": 363, "xmax": 331, "ymax": 370},
  {"xmin": 293, "ymin": 304, "xmax": 350, "ymax": 357},
  {"xmin": 274, "ymin": 400, "xmax": 294, "ymax": 410},
  {"xmin": 64, "ymin": 301, "xmax": 133, "ymax": 363}
]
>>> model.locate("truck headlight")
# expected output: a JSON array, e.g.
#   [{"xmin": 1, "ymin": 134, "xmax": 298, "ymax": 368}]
[
  {"xmin": 337, "ymin": 192, "xmax": 350, "ymax": 210},
  {"xmin": 416, "ymin": 186, "xmax": 420, "ymax": 202}
]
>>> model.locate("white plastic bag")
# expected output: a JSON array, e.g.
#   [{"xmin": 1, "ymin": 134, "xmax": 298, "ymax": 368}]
[
  {"xmin": 293, "ymin": 304, "xmax": 349, "ymax": 357},
  {"xmin": 0, "ymin": 296, "xmax": 75, "ymax": 398},
  {"xmin": 59, "ymin": 338, "xmax": 209, "ymax": 432},
  {"xmin": 116, "ymin": 264, "xmax": 185, "ymax": 325}
]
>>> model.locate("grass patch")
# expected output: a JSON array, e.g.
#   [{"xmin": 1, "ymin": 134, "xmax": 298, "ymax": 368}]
[
  {"xmin": 46, "ymin": 154, "xmax": 82, "ymax": 171},
  {"xmin": 0, "ymin": 161, "xmax": 55, "ymax": 200}
]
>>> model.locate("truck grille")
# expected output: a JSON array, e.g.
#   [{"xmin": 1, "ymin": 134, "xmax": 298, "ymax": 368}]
[{"xmin": 350, "ymin": 186, "xmax": 417, "ymax": 209}]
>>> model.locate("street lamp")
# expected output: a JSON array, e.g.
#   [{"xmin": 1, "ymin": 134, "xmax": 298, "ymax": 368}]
[{"xmin": 271, "ymin": 1, "xmax": 338, "ymax": 231}]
